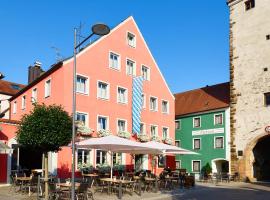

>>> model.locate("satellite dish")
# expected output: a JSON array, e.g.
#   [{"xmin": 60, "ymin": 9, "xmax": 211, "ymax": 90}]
[{"xmin": 91, "ymin": 23, "xmax": 110, "ymax": 36}]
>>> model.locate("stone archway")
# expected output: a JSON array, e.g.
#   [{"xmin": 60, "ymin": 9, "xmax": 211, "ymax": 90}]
[{"xmin": 242, "ymin": 133, "xmax": 270, "ymax": 181}]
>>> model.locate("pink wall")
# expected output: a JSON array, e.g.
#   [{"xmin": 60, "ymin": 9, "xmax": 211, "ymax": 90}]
[{"xmin": 9, "ymin": 16, "xmax": 175, "ymax": 174}]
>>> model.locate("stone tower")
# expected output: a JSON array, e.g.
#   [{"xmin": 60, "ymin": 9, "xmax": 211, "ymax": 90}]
[{"xmin": 228, "ymin": 0, "xmax": 270, "ymax": 181}]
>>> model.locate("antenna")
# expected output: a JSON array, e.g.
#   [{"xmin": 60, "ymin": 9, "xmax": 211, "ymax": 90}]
[
  {"xmin": 77, "ymin": 21, "xmax": 86, "ymax": 51},
  {"xmin": 51, "ymin": 46, "xmax": 63, "ymax": 62}
]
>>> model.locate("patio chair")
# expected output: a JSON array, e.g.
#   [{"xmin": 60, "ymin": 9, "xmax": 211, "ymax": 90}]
[
  {"xmin": 9, "ymin": 174, "xmax": 20, "ymax": 193},
  {"xmin": 48, "ymin": 182, "xmax": 61, "ymax": 200},
  {"xmin": 75, "ymin": 182, "xmax": 93, "ymax": 200}
]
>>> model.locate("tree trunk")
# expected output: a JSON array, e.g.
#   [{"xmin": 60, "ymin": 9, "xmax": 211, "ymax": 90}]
[{"xmin": 44, "ymin": 152, "xmax": 49, "ymax": 200}]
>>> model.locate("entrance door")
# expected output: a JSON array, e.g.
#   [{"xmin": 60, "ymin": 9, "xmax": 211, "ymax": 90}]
[
  {"xmin": 253, "ymin": 136, "xmax": 270, "ymax": 181},
  {"xmin": 0, "ymin": 154, "xmax": 7, "ymax": 183},
  {"xmin": 135, "ymin": 155, "xmax": 143, "ymax": 172}
]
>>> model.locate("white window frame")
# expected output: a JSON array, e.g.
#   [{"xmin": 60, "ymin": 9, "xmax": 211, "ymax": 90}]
[
  {"xmin": 175, "ymin": 120, "xmax": 181, "ymax": 130},
  {"xmin": 127, "ymin": 31, "xmax": 136, "ymax": 48},
  {"xmin": 126, "ymin": 58, "xmax": 136, "ymax": 76},
  {"xmin": 96, "ymin": 150, "xmax": 107, "ymax": 165},
  {"xmin": 141, "ymin": 65, "xmax": 150, "ymax": 81},
  {"xmin": 140, "ymin": 122, "xmax": 146, "ymax": 134},
  {"xmin": 192, "ymin": 160, "xmax": 201, "ymax": 172},
  {"xmin": 150, "ymin": 124, "xmax": 158, "ymax": 137},
  {"xmin": 76, "ymin": 74, "xmax": 89, "ymax": 95},
  {"xmin": 76, "ymin": 149, "xmax": 91, "ymax": 170},
  {"xmin": 109, "ymin": 51, "xmax": 121, "ymax": 70},
  {"xmin": 193, "ymin": 138, "xmax": 201, "ymax": 150},
  {"xmin": 13, "ymin": 101, "xmax": 17, "ymax": 114},
  {"xmin": 32, "ymin": 88, "xmax": 38, "ymax": 103},
  {"xmin": 117, "ymin": 86, "xmax": 128, "ymax": 104},
  {"xmin": 161, "ymin": 99, "xmax": 169, "ymax": 114},
  {"xmin": 97, "ymin": 115, "xmax": 109, "ymax": 131},
  {"xmin": 175, "ymin": 140, "xmax": 181, "ymax": 147},
  {"xmin": 214, "ymin": 136, "xmax": 224, "ymax": 149},
  {"xmin": 44, "ymin": 78, "xmax": 51, "ymax": 98},
  {"xmin": 76, "ymin": 111, "xmax": 89, "ymax": 127},
  {"xmin": 117, "ymin": 118, "xmax": 127, "ymax": 132},
  {"xmin": 193, "ymin": 117, "xmax": 201, "ymax": 128},
  {"xmin": 175, "ymin": 160, "xmax": 181, "ymax": 169},
  {"xmin": 141, "ymin": 93, "xmax": 146, "ymax": 109},
  {"xmin": 21, "ymin": 95, "xmax": 26, "ymax": 110},
  {"xmin": 162, "ymin": 127, "xmax": 169, "ymax": 139},
  {"xmin": 214, "ymin": 113, "xmax": 223, "ymax": 125},
  {"xmin": 149, "ymin": 96, "xmax": 158, "ymax": 112},
  {"xmin": 97, "ymin": 80, "xmax": 110, "ymax": 100}
]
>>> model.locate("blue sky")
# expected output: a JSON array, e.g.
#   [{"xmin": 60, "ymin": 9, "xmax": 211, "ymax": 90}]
[{"xmin": 0, "ymin": 0, "xmax": 229, "ymax": 93}]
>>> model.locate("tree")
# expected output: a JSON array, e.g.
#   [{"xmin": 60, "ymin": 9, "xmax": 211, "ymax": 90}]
[{"xmin": 17, "ymin": 103, "xmax": 72, "ymax": 200}]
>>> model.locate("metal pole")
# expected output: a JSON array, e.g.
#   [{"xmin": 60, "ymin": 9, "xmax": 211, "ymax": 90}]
[{"xmin": 71, "ymin": 28, "xmax": 77, "ymax": 200}]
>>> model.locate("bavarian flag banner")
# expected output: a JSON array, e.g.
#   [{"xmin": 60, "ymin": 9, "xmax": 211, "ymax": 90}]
[{"xmin": 132, "ymin": 76, "xmax": 144, "ymax": 134}]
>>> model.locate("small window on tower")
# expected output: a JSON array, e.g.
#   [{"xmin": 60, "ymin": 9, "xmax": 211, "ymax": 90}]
[
  {"xmin": 264, "ymin": 93, "xmax": 270, "ymax": 106},
  {"xmin": 245, "ymin": 0, "xmax": 255, "ymax": 11}
]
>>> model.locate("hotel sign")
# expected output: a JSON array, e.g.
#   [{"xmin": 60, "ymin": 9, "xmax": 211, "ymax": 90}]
[{"xmin": 192, "ymin": 128, "xmax": 224, "ymax": 136}]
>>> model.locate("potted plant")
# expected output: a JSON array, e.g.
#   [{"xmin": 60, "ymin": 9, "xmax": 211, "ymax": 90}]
[
  {"xmin": 76, "ymin": 121, "xmax": 94, "ymax": 136},
  {"xmin": 201, "ymin": 162, "xmax": 212, "ymax": 179},
  {"xmin": 137, "ymin": 134, "xmax": 149, "ymax": 142},
  {"xmin": 163, "ymin": 137, "xmax": 173, "ymax": 145},
  {"xmin": 151, "ymin": 135, "xmax": 161, "ymax": 142},
  {"xmin": 97, "ymin": 129, "xmax": 112, "ymax": 137},
  {"xmin": 117, "ymin": 131, "xmax": 131, "ymax": 139}
]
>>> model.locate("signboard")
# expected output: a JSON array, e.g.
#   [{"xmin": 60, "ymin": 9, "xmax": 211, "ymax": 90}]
[{"xmin": 192, "ymin": 128, "xmax": 224, "ymax": 136}]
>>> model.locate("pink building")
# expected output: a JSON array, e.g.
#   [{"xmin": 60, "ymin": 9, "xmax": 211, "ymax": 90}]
[{"xmin": 1, "ymin": 16, "xmax": 175, "ymax": 182}]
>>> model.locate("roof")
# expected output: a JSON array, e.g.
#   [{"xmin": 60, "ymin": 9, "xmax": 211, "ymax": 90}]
[
  {"xmin": 174, "ymin": 82, "xmax": 230, "ymax": 117},
  {"xmin": 0, "ymin": 80, "xmax": 25, "ymax": 96}
]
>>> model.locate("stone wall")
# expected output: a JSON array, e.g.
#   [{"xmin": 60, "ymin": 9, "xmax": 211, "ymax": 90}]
[{"xmin": 228, "ymin": 0, "xmax": 270, "ymax": 179}]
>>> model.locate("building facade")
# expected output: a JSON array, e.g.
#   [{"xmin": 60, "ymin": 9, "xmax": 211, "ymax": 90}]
[
  {"xmin": 0, "ymin": 16, "xmax": 175, "ymax": 182},
  {"xmin": 175, "ymin": 83, "xmax": 230, "ymax": 179},
  {"xmin": 228, "ymin": 0, "xmax": 270, "ymax": 181}
]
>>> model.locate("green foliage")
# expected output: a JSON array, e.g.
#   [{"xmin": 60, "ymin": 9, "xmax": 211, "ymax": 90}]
[
  {"xmin": 201, "ymin": 162, "xmax": 212, "ymax": 175},
  {"xmin": 16, "ymin": 103, "xmax": 72, "ymax": 153},
  {"xmin": 117, "ymin": 131, "xmax": 131, "ymax": 139}
]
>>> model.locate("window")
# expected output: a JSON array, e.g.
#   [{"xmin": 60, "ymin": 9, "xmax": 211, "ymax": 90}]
[
  {"xmin": 117, "ymin": 119, "xmax": 126, "ymax": 132},
  {"xmin": 150, "ymin": 125, "xmax": 158, "ymax": 136},
  {"xmin": 127, "ymin": 32, "xmax": 136, "ymax": 47},
  {"xmin": 97, "ymin": 81, "xmax": 109, "ymax": 99},
  {"xmin": 162, "ymin": 127, "xmax": 168, "ymax": 139},
  {"xmin": 215, "ymin": 137, "xmax": 224, "ymax": 149},
  {"xmin": 98, "ymin": 116, "xmax": 108, "ymax": 130},
  {"xmin": 214, "ymin": 114, "xmax": 223, "ymax": 125},
  {"xmin": 21, "ymin": 96, "xmax": 26, "ymax": 109},
  {"xmin": 109, "ymin": 52, "xmax": 120, "ymax": 70},
  {"xmin": 162, "ymin": 100, "xmax": 169, "ymax": 114},
  {"xmin": 193, "ymin": 117, "xmax": 201, "ymax": 128},
  {"xmin": 126, "ymin": 59, "xmax": 136, "ymax": 76},
  {"xmin": 77, "ymin": 149, "xmax": 91, "ymax": 168},
  {"xmin": 76, "ymin": 75, "xmax": 88, "ymax": 94},
  {"xmin": 175, "ymin": 161, "xmax": 181, "ymax": 169},
  {"xmin": 193, "ymin": 138, "xmax": 201, "ymax": 150},
  {"xmin": 140, "ymin": 123, "xmax": 146, "ymax": 134},
  {"xmin": 141, "ymin": 94, "xmax": 146, "ymax": 108},
  {"xmin": 150, "ymin": 97, "xmax": 158, "ymax": 111},
  {"xmin": 245, "ymin": 0, "xmax": 255, "ymax": 11},
  {"xmin": 142, "ymin": 65, "xmax": 150, "ymax": 80},
  {"xmin": 175, "ymin": 140, "xmax": 181, "ymax": 147},
  {"xmin": 175, "ymin": 120, "xmax": 181, "ymax": 130},
  {"xmin": 264, "ymin": 93, "xmax": 270, "ymax": 106},
  {"xmin": 113, "ymin": 153, "xmax": 122, "ymax": 165},
  {"xmin": 76, "ymin": 112, "xmax": 87, "ymax": 126},
  {"xmin": 192, "ymin": 161, "xmax": 201, "ymax": 172},
  {"xmin": 117, "ymin": 87, "xmax": 127, "ymax": 104},
  {"xmin": 96, "ymin": 150, "xmax": 107, "ymax": 165},
  {"xmin": 45, "ymin": 79, "xmax": 51, "ymax": 98},
  {"xmin": 32, "ymin": 88, "xmax": 37, "ymax": 103},
  {"xmin": 13, "ymin": 101, "xmax": 17, "ymax": 114},
  {"xmin": 158, "ymin": 155, "xmax": 165, "ymax": 168}
]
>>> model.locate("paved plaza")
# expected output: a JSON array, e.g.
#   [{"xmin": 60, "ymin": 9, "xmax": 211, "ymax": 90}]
[{"xmin": 1, "ymin": 182, "xmax": 270, "ymax": 200}]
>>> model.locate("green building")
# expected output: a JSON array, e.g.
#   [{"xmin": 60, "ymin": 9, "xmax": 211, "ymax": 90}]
[{"xmin": 174, "ymin": 83, "xmax": 230, "ymax": 179}]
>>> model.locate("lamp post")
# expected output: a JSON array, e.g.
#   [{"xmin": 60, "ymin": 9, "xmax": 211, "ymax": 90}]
[{"xmin": 71, "ymin": 23, "xmax": 110, "ymax": 200}]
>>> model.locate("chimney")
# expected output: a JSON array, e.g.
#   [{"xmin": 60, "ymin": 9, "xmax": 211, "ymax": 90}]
[{"xmin": 28, "ymin": 61, "xmax": 44, "ymax": 84}]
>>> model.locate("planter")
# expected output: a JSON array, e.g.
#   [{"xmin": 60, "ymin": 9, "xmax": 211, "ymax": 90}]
[
  {"xmin": 151, "ymin": 135, "xmax": 161, "ymax": 142},
  {"xmin": 76, "ymin": 121, "xmax": 93, "ymax": 136},
  {"xmin": 117, "ymin": 131, "xmax": 131, "ymax": 139},
  {"xmin": 163, "ymin": 138, "xmax": 173, "ymax": 145},
  {"xmin": 97, "ymin": 129, "xmax": 112, "ymax": 137},
  {"xmin": 137, "ymin": 134, "xmax": 149, "ymax": 142}
]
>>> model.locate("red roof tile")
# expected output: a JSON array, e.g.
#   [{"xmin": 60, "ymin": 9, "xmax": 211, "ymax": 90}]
[
  {"xmin": 174, "ymin": 82, "xmax": 230, "ymax": 116},
  {"xmin": 0, "ymin": 80, "xmax": 25, "ymax": 96}
]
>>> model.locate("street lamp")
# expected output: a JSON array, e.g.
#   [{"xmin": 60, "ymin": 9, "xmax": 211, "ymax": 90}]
[{"xmin": 71, "ymin": 23, "xmax": 110, "ymax": 200}]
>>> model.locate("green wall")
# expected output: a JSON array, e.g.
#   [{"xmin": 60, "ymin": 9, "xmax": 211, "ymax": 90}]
[{"xmin": 175, "ymin": 110, "xmax": 226, "ymax": 174}]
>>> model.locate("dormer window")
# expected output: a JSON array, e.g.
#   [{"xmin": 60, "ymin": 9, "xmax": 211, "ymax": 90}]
[
  {"xmin": 127, "ymin": 32, "xmax": 136, "ymax": 47},
  {"xmin": 245, "ymin": 0, "xmax": 255, "ymax": 11}
]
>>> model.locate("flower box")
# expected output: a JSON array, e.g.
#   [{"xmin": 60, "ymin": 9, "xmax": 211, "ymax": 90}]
[
  {"xmin": 151, "ymin": 135, "xmax": 161, "ymax": 142},
  {"xmin": 117, "ymin": 131, "xmax": 131, "ymax": 139},
  {"xmin": 163, "ymin": 137, "xmax": 173, "ymax": 145},
  {"xmin": 137, "ymin": 134, "xmax": 149, "ymax": 142},
  {"xmin": 97, "ymin": 129, "xmax": 112, "ymax": 137}
]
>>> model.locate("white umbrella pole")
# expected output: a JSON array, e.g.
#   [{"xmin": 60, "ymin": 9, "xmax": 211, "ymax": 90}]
[{"xmin": 110, "ymin": 151, "xmax": 113, "ymax": 179}]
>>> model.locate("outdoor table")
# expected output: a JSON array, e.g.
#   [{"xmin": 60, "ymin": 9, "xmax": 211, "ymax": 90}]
[
  {"xmin": 144, "ymin": 177, "xmax": 156, "ymax": 192},
  {"xmin": 165, "ymin": 176, "xmax": 178, "ymax": 189},
  {"xmin": 16, "ymin": 177, "xmax": 32, "ymax": 195},
  {"xmin": 99, "ymin": 178, "xmax": 134, "ymax": 198},
  {"xmin": 83, "ymin": 173, "xmax": 99, "ymax": 185}
]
